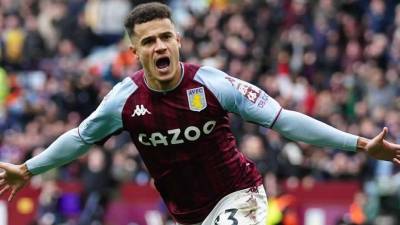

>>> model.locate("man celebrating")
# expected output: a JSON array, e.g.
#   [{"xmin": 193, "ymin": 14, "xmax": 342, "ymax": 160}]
[{"xmin": 1, "ymin": 2, "xmax": 399, "ymax": 225}]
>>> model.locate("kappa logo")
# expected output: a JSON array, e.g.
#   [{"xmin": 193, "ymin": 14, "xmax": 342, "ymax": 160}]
[{"xmin": 131, "ymin": 105, "xmax": 151, "ymax": 117}]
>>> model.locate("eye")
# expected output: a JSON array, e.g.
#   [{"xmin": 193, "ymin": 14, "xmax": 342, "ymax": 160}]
[
  {"xmin": 142, "ymin": 38, "xmax": 155, "ymax": 46},
  {"xmin": 161, "ymin": 33, "xmax": 173, "ymax": 41}
]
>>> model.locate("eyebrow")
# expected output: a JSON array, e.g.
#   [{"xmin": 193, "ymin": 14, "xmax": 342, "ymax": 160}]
[
  {"xmin": 140, "ymin": 31, "xmax": 174, "ymax": 45},
  {"xmin": 140, "ymin": 36, "xmax": 154, "ymax": 45}
]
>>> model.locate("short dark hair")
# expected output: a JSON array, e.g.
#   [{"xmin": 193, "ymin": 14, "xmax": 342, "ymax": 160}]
[{"xmin": 124, "ymin": 2, "xmax": 172, "ymax": 39}]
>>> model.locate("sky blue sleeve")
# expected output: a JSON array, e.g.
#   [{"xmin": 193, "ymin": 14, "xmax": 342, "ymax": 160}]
[
  {"xmin": 194, "ymin": 66, "xmax": 358, "ymax": 152},
  {"xmin": 272, "ymin": 110, "xmax": 359, "ymax": 151},
  {"xmin": 78, "ymin": 78, "xmax": 136, "ymax": 144},
  {"xmin": 26, "ymin": 78, "xmax": 137, "ymax": 174},
  {"xmin": 26, "ymin": 128, "xmax": 91, "ymax": 174},
  {"xmin": 194, "ymin": 66, "xmax": 282, "ymax": 127}
]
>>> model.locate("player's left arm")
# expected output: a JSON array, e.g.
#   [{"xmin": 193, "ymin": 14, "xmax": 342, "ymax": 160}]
[
  {"xmin": 195, "ymin": 66, "xmax": 400, "ymax": 165},
  {"xmin": 272, "ymin": 109, "xmax": 400, "ymax": 165}
]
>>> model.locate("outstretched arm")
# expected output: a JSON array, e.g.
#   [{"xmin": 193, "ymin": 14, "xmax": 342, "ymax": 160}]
[
  {"xmin": 0, "ymin": 128, "xmax": 91, "ymax": 201},
  {"xmin": 192, "ymin": 66, "xmax": 400, "ymax": 164},
  {"xmin": 25, "ymin": 128, "xmax": 91, "ymax": 174},
  {"xmin": 195, "ymin": 66, "xmax": 400, "ymax": 164},
  {"xmin": 272, "ymin": 109, "xmax": 400, "ymax": 165},
  {"xmin": 0, "ymin": 77, "xmax": 134, "ymax": 201}
]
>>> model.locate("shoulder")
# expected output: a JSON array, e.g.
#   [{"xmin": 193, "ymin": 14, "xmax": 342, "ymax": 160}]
[
  {"xmin": 192, "ymin": 65, "xmax": 232, "ymax": 90},
  {"xmin": 189, "ymin": 65, "xmax": 238, "ymax": 109},
  {"xmin": 129, "ymin": 69, "xmax": 145, "ymax": 86},
  {"xmin": 181, "ymin": 62, "xmax": 201, "ymax": 79},
  {"xmin": 109, "ymin": 76, "xmax": 138, "ymax": 98},
  {"xmin": 182, "ymin": 62, "xmax": 226, "ymax": 79},
  {"xmin": 193, "ymin": 65, "xmax": 231, "ymax": 85},
  {"xmin": 108, "ymin": 69, "xmax": 146, "ymax": 98},
  {"xmin": 99, "ymin": 76, "xmax": 138, "ymax": 113}
]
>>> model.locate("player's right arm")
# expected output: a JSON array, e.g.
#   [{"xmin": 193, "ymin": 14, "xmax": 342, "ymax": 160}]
[{"xmin": 0, "ymin": 77, "xmax": 136, "ymax": 201}]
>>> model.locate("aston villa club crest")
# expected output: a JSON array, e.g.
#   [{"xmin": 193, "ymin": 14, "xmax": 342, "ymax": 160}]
[{"xmin": 187, "ymin": 87, "xmax": 207, "ymax": 112}]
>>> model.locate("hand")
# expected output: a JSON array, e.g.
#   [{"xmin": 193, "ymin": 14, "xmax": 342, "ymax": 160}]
[
  {"xmin": 357, "ymin": 127, "xmax": 400, "ymax": 165},
  {"xmin": 0, "ymin": 163, "xmax": 32, "ymax": 201}
]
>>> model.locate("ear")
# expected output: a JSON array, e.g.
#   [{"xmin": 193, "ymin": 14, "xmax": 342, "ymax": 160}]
[
  {"xmin": 129, "ymin": 45, "xmax": 139, "ymax": 60},
  {"xmin": 176, "ymin": 32, "xmax": 182, "ymax": 48}
]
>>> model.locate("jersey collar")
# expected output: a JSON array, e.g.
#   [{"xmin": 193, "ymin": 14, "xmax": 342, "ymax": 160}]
[{"xmin": 143, "ymin": 62, "xmax": 184, "ymax": 93}]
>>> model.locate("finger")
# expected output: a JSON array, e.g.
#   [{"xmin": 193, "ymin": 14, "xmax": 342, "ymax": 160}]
[
  {"xmin": 378, "ymin": 127, "xmax": 388, "ymax": 141},
  {"xmin": 387, "ymin": 144, "xmax": 400, "ymax": 155},
  {"xmin": 0, "ymin": 162, "xmax": 8, "ymax": 170},
  {"xmin": 0, "ymin": 185, "xmax": 10, "ymax": 196},
  {"xmin": 8, "ymin": 188, "xmax": 18, "ymax": 202},
  {"xmin": 394, "ymin": 158, "xmax": 400, "ymax": 166}
]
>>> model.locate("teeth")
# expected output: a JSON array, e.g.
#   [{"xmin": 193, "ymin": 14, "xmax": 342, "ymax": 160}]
[
  {"xmin": 156, "ymin": 58, "xmax": 170, "ymax": 70},
  {"xmin": 157, "ymin": 64, "xmax": 169, "ymax": 72}
]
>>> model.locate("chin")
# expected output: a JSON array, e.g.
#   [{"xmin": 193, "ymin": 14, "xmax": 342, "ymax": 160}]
[{"xmin": 157, "ymin": 73, "xmax": 176, "ymax": 83}]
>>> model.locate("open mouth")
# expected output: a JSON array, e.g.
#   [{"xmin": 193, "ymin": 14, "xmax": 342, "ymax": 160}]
[{"xmin": 155, "ymin": 57, "xmax": 170, "ymax": 70}]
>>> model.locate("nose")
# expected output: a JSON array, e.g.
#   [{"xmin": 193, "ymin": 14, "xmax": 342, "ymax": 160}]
[{"xmin": 155, "ymin": 38, "xmax": 167, "ymax": 52}]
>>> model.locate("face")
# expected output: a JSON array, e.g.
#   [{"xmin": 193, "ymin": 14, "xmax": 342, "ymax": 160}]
[{"xmin": 130, "ymin": 18, "xmax": 181, "ymax": 90}]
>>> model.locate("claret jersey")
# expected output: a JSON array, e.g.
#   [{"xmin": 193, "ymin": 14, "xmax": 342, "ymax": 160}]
[{"xmin": 77, "ymin": 63, "xmax": 282, "ymax": 223}]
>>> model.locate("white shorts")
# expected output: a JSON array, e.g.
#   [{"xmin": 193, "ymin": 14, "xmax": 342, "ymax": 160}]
[{"xmin": 177, "ymin": 185, "xmax": 268, "ymax": 225}]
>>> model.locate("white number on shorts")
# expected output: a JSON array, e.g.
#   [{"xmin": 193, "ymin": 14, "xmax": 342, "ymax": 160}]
[{"xmin": 214, "ymin": 208, "xmax": 238, "ymax": 225}]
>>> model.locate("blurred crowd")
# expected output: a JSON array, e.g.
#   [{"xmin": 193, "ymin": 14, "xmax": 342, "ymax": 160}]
[{"xmin": 1, "ymin": 0, "xmax": 400, "ymax": 225}]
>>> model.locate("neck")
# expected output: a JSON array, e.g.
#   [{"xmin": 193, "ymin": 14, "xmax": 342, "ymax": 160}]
[{"xmin": 144, "ymin": 63, "xmax": 183, "ymax": 92}]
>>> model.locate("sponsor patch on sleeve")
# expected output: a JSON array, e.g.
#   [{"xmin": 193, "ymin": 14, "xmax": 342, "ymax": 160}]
[{"xmin": 225, "ymin": 77, "xmax": 261, "ymax": 103}]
